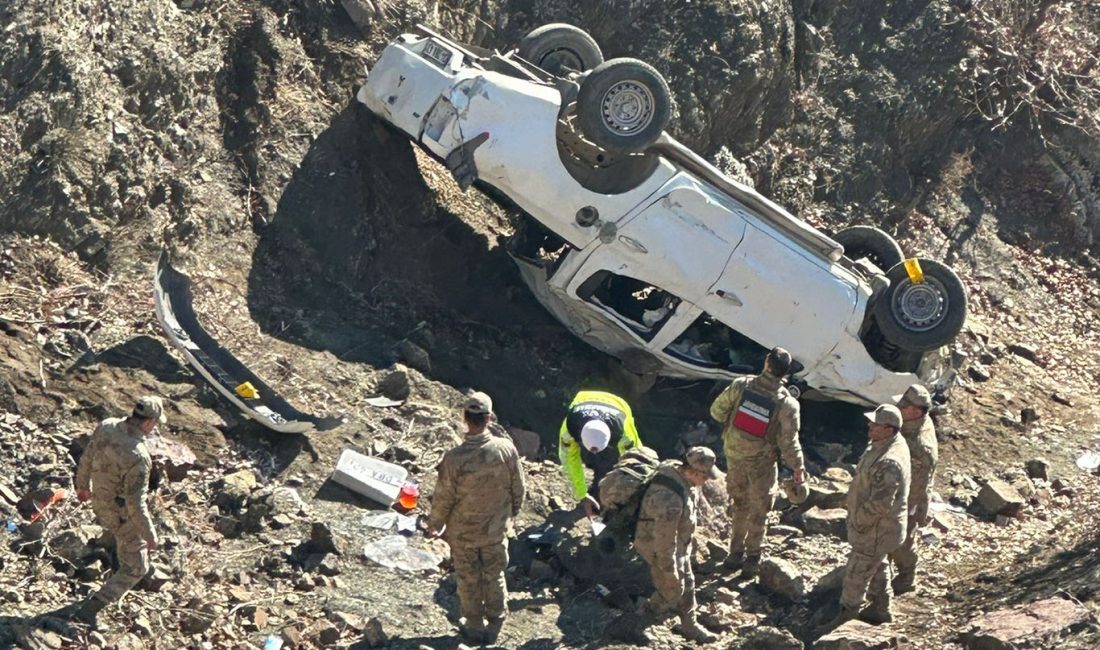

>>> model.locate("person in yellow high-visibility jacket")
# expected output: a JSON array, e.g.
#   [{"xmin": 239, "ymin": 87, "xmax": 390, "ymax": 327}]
[{"xmin": 558, "ymin": 390, "xmax": 643, "ymax": 516}]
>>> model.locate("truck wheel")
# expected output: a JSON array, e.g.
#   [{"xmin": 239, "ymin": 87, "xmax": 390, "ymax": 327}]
[
  {"xmin": 873, "ymin": 259, "xmax": 967, "ymax": 351},
  {"xmin": 517, "ymin": 24, "xmax": 604, "ymax": 75},
  {"xmin": 834, "ymin": 226, "xmax": 904, "ymax": 273},
  {"xmin": 577, "ymin": 58, "xmax": 671, "ymax": 152}
]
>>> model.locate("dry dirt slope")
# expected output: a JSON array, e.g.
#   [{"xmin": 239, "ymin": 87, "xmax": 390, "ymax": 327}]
[{"xmin": 1, "ymin": 0, "xmax": 1099, "ymax": 648}]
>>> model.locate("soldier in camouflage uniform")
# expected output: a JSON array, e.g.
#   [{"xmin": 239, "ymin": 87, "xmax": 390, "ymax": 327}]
[
  {"xmin": 613, "ymin": 447, "xmax": 720, "ymax": 645},
  {"xmin": 710, "ymin": 347, "xmax": 805, "ymax": 577},
  {"xmin": 427, "ymin": 392, "xmax": 525, "ymax": 644},
  {"xmin": 70, "ymin": 396, "xmax": 165, "ymax": 625},
  {"xmin": 889, "ymin": 384, "xmax": 938, "ymax": 594},
  {"xmin": 817, "ymin": 404, "xmax": 911, "ymax": 637}
]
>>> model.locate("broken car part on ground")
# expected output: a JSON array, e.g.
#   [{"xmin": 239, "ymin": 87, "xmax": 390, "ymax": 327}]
[{"xmin": 155, "ymin": 252, "xmax": 343, "ymax": 434}]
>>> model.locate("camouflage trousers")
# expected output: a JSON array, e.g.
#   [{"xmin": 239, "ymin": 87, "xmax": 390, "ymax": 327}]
[
  {"xmin": 840, "ymin": 548, "xmax": 892, "ymax": 613},
  {"xmin": 90, "ymin": 501, "xmax": 149, "ymax": 605},
  {"xmin": 725, "ymin": 458, "xmax": 777, "ymax": 555},
  {"xmin": 637, "ymin": 547, "xmax": 696, "ymax": 622},
  {"xmin": 889, "ymin": 515, "xmax": 920, "ymax": 581},
  {"xmin": 452, "ymin": 541, "xmax": 509, "ymax": 623}
]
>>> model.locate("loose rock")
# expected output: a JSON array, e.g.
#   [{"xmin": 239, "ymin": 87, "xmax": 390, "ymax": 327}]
[
  {"xmin": 1024, "ymin": 459, "xmax": 1050, "ymax": 481},
  {"xmin": 362, "ymin": 617, "xmax": 388, "ymax": 648},
  {"xmin": 376, "ymin": 367, "xmax": 411, "ymax": 400},
  {"xmin": 732, "ymin": 625, "xmax": 801, "ymax": 649},
  {"xmin": 974, "ymin": 479, "xmax": 1026, "ymax": 518},
  {"xmin": 816, "ymin": 620, "xmax": 910, "ymax": 649},
  {"xmin": 395, "ymin": 340, "xmax": 431, "ymax": 374},
  {"xmin": 757, "ymin": 557, "xmax": 806, "ymax": 601},
  {"xmin": 801, "ymin": 506, "xmax": 848, "ymax": 538},
  {"xmin": 507, "ymin": 427, "xmax": 542, "ymax": 460},
  {"xmin": 960, "ymin": 597, "xmax": 1092, "ymax": 649}
]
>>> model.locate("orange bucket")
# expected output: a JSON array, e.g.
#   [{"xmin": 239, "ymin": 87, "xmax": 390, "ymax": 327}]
[{"xmin": 397, "ymin": 484, "xmax": 419, "ymax": 510}]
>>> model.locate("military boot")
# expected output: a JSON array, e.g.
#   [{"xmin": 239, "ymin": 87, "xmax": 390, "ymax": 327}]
[
  {"xmin": 460, "ymin": 618, "xmax": 489, "ymax": 644},
  {"xmin": 859, "ymin": 597, "xmax": 893, "ymax": 625},
  {"xmin": 673, "ymin": 616, "xmax": 718, "ymax": 644},
  {"xmin": 73, "ymin": 596, "xmax": 107, "ymax": 628},
  {"xmin": 485, "ymin": 614, "xmax": 506, "ymax": 643},
  {"xmin": 722, "ymin": 550, "xmax": 744, "ymax": 572},
  {"xmin": 604, "ymin": 611, "xmax": 654, "ymax": 646},
  {"xmin": 891, "ymin": 571, "xmax": 915, "ymax": 595},
  {"xmin": 741, "ymin": 553, "xmax": 761, "ymax": 579},
  {"xmin": 813, "ymin": 603, "xmax": 858, "ymax": 638}
]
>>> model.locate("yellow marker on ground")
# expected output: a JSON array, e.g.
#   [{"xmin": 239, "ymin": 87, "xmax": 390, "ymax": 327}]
[{"xmin": 235, "ymin": 381, "xmax": 259, "ymax": 399}]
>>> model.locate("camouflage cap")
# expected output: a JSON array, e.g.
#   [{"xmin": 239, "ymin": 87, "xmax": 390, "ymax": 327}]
[
  {"xmin": 134, "ymin": 395, "xmax": 167, "ymax": 424},
  {"xmin": 685, "ymin": 446, "xmax": 722, "ymax": 480},
  {"xmin": 464, "ymin": 391, "xmax": 493, "ymax": 415},
  {"xmin": 893, "ymin": 384, "xmax": 932, "ymax": 409},
  {"xmin": 864, "ymin": 404, "xmax": 902, "ymax": 429}
]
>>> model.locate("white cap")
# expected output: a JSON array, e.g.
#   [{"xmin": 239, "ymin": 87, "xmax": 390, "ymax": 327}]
[{"xmin": 580, "ymin": 420, "xmax": 612, "ymax": 453}]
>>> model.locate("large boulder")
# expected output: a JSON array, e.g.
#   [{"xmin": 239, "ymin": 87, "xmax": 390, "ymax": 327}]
[
  {"xmin": 959, "ymin": 598, "xmax": 1093, "ymax": 649},
  {"xmin": 506, "ymin": 427, "xmax": 542, "ymax": 460},
  {"xmin": 973, "ymin": 479, "xmax": 1026, "ymax": 519}
]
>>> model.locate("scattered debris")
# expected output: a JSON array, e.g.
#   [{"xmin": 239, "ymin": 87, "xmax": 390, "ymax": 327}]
[
  {"xmin": 332, "ymin": 449, "xmax": 408, "ymax": 506},
  {"xmin": 1076, "ymin": 451, "xmax": 1100, "ymax": 473},
  {"xmin": 363, "ymin": 535, "xmax": 442, "ymax": 572}
]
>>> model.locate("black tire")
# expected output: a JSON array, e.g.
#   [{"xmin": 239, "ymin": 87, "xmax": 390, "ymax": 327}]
[
  {"xmin": 873, "ymin": 258, "xmax": 968, "ymax": 351},
  {"xmin": 577, "ymin": 58, "xmax": 671, "ymax": 152},
  {"xmin": 834, "ymin": 226, "xmax": 904, "ymax": 272},
  {"xmin": 517, "ymin": 24, "xmax": 604, "ymax": 75}
]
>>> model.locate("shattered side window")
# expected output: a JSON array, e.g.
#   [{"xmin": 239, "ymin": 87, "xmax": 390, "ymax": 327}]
[
  {"xmin": 577, "ymin": 271, "xmax": 681, "ymax": 342},
  {"xmin": 664, "ymin": 313, "xmax": 767, "ymax": 372}
]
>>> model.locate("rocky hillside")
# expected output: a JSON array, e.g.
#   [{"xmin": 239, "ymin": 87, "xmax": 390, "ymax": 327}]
[{"xmin": 1, "ymin": 0, "xmax": 1099, "ymax": 648}]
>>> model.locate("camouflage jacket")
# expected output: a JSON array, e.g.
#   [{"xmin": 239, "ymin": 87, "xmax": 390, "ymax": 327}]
[
  {"xmin": 634, "ymin": 461, "xmax": 695, "ymax": 576},
  {"xmin": 429, "ymin": 432, "xmax": 526, "ymax": 548},
  {"xmin": 711, "ymin": 372, "xmax": 803, "ymax": 470},
  {"xmin": 74, "ymin": 417, "xmax": 156, "ymax": 542},
  {"xmin": 847, "ymin": 433, "xmax": 911, "ymax": 554},
  {"xmin": 901, "ymin": 414, "xmax": 938, "ymax": 524}
]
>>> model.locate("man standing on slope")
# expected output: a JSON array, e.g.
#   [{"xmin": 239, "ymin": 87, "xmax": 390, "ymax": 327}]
[
  {"xmin": 818, "ymin": 404, "xmax": 911, "ymax": 635},
  {"xmin": 710, "ymin": 347, "xmax": 805, "ymax": 578},
  {"xmin": 428, "ymin": 391, "xmax": 526, "ymax": 644},
  {"xmin": 889, "ymin": 384, "xmax": 938, "ymax": 595}
]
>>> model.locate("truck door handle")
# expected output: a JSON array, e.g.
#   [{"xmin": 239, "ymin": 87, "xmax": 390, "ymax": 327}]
[
  {"xmin": 716, "ymin": 289, "xmax": 742, "ymax": 306},
  {"xmin": 618, "ymin": 236, "xmax": 648, "ymax": 254}
]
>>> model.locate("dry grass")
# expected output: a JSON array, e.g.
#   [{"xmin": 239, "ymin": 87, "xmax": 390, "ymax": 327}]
[{"xmin": 965, "ymin": 0, "xmax": 1100, "ymax": 138}]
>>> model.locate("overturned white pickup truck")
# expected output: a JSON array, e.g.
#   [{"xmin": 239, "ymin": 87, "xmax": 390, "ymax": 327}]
[{"xmin": 357, "ymin": 24, "xmax": 966, "ymax": 406}]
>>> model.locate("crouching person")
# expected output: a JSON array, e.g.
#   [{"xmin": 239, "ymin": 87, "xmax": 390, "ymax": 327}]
[
  {"xmin": 609, "ymin": 447, "xmax": 720, "ymax": 645},
  {"xmin": 427, "ymin": 391, "xmax": 526, "ymax": 644}
]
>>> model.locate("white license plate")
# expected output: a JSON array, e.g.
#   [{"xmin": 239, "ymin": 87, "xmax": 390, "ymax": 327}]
[{"xmin": 423, "ymin": 41, "xmax": 453, "ymax": 67}]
